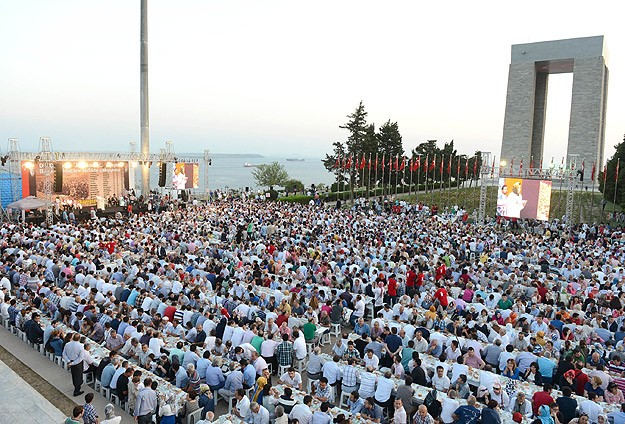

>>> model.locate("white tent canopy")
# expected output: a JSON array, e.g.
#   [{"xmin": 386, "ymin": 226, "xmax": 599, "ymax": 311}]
[{"xmin": 6, "ymin": 196, "xmax": 51, "ymax": 210}]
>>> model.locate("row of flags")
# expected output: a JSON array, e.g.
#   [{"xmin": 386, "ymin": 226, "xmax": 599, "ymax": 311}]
[
  {"xmin": 334, "ymin": 153, "xmax": 622, "ymax": 184},
  {"xmin": 333, "ymin": 153, "xmax": 479, "ymax": 175}
]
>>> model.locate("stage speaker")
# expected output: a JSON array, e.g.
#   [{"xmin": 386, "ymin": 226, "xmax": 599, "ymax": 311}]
[
  {"xmin": 54, "ymin": 162, "xmax": 63, "ymax": 192},
  {"xmin": 124, "ymin": 166, "xmax": 129, "ymax": 190},
  {"xmin": 158, "ymin": 162, "xmax": 167, "ymax": 187}
]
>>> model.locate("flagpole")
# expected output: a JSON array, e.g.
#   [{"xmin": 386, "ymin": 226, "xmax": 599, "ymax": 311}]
[
  {"xmin": 360, "ymin": 153, "xmax": 365, "ymax": 201},
  {"xmin": 394, "ymin": 154, "xmax": 398, "ymax": 197},
  {"xmin": 558, "ymin": 157, "xmax": 564, "ymax": 217},
  {"xmin": 409, "ymin": 157, "xmax": 414, "ymax": 200},
  {"xmin": 380, "ymin": 153, "xmax": 385, "ymax": 199},
  {"xmin": 590, "ymin": 159, "xmax": 596, "ymax": 221},
  {"xmin": 439, "ymin": 154, "xmax": 444, "ymax": 207},
  {"xmin": 403, "ymin": 157, "xmax": 407, "ymax": 198},
  {"xmin": 445, "ymin": 154, "xmax": 449, "ymax": 206},
  {"xmin": 613, "ymin": 158, "xmax": 620, "ymax": 218},
  {"xmin": 374, "ymin": 153, "xmax": 379, "ymax": 200},
  {"xmin": 456, "ymin": 156, "xmax": 460, "ymax": 206},
  {"xmin": 416, "ymin": 155, "xmax": 421, "ymax": 205},
  {"xmin": 338, "ymin": 155, "xmax": 343, "ymax": 204},
  {"xmin": 367, "ymin": 152, "xmax": 371, "ymax": 201},
  {"xmin": 417, "ymin": 154, "xmax": 430, "ymax": 205}
]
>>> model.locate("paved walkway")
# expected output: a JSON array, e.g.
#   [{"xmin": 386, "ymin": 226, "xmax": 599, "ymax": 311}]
[
  {"xmin": 0, "ymin": 357, "xmax": 67, "ymax": 423},
  {"xmin": 0, "ymin": 326, "xmax": 133, "ymax": 423}
]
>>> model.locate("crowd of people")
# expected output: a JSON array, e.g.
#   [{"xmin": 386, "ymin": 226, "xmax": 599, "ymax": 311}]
[{"xmin": 1, "ymin": 195, "xmax": 625, "ymax": 424}]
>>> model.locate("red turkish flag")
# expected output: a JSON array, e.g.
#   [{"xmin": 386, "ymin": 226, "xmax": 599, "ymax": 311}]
[{"xmin": 591, "ymin": 160, "xmax": 596, "ymax": 181}]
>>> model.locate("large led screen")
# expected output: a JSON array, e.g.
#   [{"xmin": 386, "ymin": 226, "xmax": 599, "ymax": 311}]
[
  {"xmin": 497, "ymin": 178, "xmax": 552, "ymax": 221},
  {"xmin": 172, "ymin": 162, "xmax": 199, "ymax": 189}
]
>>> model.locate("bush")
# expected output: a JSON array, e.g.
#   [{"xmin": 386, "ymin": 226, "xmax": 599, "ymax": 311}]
[
  {"xmin": 277, "ymin": 195, "xmax": 313, "ymax": 204},
  {"xmin": 324, "ymin": 181, "xmax": 461, "ymax": 201}
]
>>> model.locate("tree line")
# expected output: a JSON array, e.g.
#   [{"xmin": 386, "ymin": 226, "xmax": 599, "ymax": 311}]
[{"xmin": 323, "ymin": 102, "xmax": 484, "ymax": 197}]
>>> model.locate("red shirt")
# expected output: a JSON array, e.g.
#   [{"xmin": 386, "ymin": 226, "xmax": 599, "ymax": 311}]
[
  {"xmin": 574, "ymin": 370, "xmax": 589, "ymax": 396},
  {"xmin": 532, "ymin": 391, "xmax": 554, "ymax": 416},
  {"xmin": 164, "ymin": 306, "xmax": 176, "ymax": 321},
  {"xmin": 387, "ymin": 279, "xmax": 397, "ymax": 297},
  {"xmin": 406, "ymin": 271, "xmax": 416, "ymax": 287},
  {"xmin": 434, "ymin": 288, "xmax": 449, "ymax": 307},
  {"xmin": 416, "ymin": 273, "xmax": 425, "ymax": 287},
  {"xmin": 276, "ymin": 314, "xmax": 288, "ymax": 327},
  {"xmin": 435, "ymin": 265, "xmax": 446, "ymax": 281}
]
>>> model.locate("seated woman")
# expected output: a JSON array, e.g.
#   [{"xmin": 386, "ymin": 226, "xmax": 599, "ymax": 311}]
[
  {"xmin": 198, "ymin": 385, "xmax": 215, "ymax": 420},
  {"xmin": 502, "ymin": 359, "xmax": 520, "ymax": 380},
  {"xmin": 159, "ymin": 403, "xmax": 176, "ymax": 424},
  {"xmin": 176, "ymin": 391, "xmax": 200, "ymax": 424},
  {"xmin": 584, "ymin": 376, "xmax": 605, "ymax": 402},
  {"xmin": 522, "ymin": 362, "xmax": 542, "ymax": 386}
]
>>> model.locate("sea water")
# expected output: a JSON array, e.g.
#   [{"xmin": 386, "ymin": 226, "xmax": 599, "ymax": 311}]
[{"xmin": 145, "ymin": 154, "xmax": 335, "ymax": 192}]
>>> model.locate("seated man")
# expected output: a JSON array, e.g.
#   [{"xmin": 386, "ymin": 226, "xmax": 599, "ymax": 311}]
[
  {"xmin": 278, "ymin": 368, "xmax": 303, "ymax": 390},
  {"xmin": 361, "ymin": 396, "xmax": 383, "ymax": 423}
]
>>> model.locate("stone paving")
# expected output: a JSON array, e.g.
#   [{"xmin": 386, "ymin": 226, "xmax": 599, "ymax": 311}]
[{"xmin": 0, "ymin": 358, "xmax": 67, "ymax": 424}]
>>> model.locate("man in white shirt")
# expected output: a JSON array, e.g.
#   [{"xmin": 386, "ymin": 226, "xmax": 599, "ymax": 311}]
[
  {"xmin": 363, "ymin": 350, "xmax": 380, "ymax": 369},
  {"xmin": 278, "ymin": 368, "xmax": 303, "ymax": 390},
  {"xmin": 289, "ymin": 395, "xmax": 313, "ymax": 424},
  {"xmin": 247, "ymin": 402, "xmax": 269, "ymax": 424},
  {"xmin": 393, "ymin": 398, "xmax": 408, "ymax": 424},
  {"xmin": 292, "ymin": 330, "xmax": 307, "ymax": 361},
  {"xmin": 431, "ymin": 365, "xmax": 451, "ymax": 392},
  {"xmin": 450, "ymin": 356, "xmax": 469, "ymax": 385},
  {"xmin": 251, "ymin": 351, "xmax": 268, "ymax": 376},
  {"xmin": 440, "ymin": 390, "xmax": 460, "ymax": 424},
  {"xmin": 579, "ymin": 393, "xmax": 603, "ymax": 422},
  {"xmin": 233, "ymin": 389, "xmax": 250, "ymax": 420},
  {"xmin": 350, "ymin": 295, "xmax": 365, "ymax": 327},
  {"xmin": 322, "ymin": 355, "xmax": 342, "ymax": 386},
  {"xmin": 413, "ymin": 332, "xmax": 428, "ymax": 353},
  {"xmin": 374, "ymin": 370, "xmax": 395, "ymax": 408}
]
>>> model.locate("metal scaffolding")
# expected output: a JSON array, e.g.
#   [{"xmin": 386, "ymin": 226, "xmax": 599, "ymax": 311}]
[
  {"xmin": 37, "ymin": 137, "xmax": 55, "ymax": 225},
  {"xmin": 7, "ymin": 138, "xmax": 21, "ymax": 204},
  {"xmin": 477, "ymin": 151, "xmax": 491, "ymax": 224}
]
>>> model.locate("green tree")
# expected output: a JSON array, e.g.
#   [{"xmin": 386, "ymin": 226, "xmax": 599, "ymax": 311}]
[
  {"xmin": 599, "ymin": 135, "xmax": 625, "ymax": 206},
  {"xmin": 411, "ymin": 140, "xmax": 441, "ymax": 191},
  {"xmin": 377, "ymin": 120, "xmax": 404, "ymax": 189},
  {"xmin": 341, "ymin": 101, "xmax": 369, "ymax": 201},
  {"xmin": 283, "ymin": 178, "xmax": 304, "ymax": 194},
  {"xmin": 252, "ymin": 161, "xmax": 289, "ymax": 189}
]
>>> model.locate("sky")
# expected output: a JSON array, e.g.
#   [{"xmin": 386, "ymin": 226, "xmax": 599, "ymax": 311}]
[{"xmin": 0, "ymin": 0, "xmax": 623, "ymax": 165}]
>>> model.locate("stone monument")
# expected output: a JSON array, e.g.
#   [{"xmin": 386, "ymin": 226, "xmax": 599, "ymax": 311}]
[{"xmin": 500, "ymin": 35, "xmax": 608, "ymax": 175}]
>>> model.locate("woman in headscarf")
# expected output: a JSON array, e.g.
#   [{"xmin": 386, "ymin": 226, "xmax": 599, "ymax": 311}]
[
  {"xmin": 252, "ymin": 375, "xmax": 268, "ymax": 404},
  {"xmin": 537, "ymin": 405, "xmax": 555, "ymax": 424},
  {"xmin": 493, "ymin": 311, "xmax": 505, "ymax": 326},
  {"xmin": 560, "ymin": 370, "xmax": 576, "ymax": 391}
]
